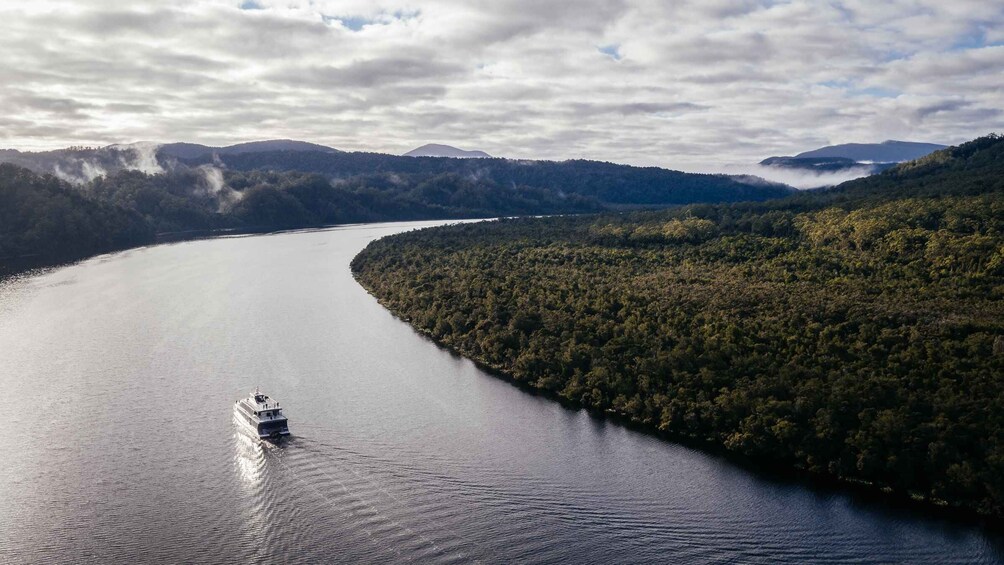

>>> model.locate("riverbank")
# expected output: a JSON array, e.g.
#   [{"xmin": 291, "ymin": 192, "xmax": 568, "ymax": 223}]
[
  {"xmin": 354, "ymin": 277, "xmax": 1004, "ymax": 529},
  {"xmin": 349, "ymin": 139, "xmax": 1004, "ymax": 522},
  {"xmin": 1, "ymin": 224, "xmax": 332, "ymax": 281}
]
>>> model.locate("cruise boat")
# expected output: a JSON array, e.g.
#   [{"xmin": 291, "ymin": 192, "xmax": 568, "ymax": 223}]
[{"xmin": 234, "ymin": 388, "xmax": 291, "ymax": 440}]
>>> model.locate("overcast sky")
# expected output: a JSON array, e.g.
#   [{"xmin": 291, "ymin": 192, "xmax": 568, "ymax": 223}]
[{"xmin": 1, "ymin": 0, "xmax": 1002, "ymax": 170}]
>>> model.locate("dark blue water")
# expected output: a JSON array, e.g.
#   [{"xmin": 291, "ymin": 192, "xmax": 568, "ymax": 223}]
[{"xmin": 0, "ymin": 221, "xmax": 1000, "ymax": 564}]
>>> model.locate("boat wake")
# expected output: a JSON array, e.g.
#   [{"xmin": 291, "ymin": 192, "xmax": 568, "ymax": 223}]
[{"xmin": 230, "ymin": 424, "xmax": 476, "ymax": 563}]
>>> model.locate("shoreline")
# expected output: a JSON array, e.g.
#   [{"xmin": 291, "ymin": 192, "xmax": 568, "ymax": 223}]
[
  {"xmin": 1, "ymin": 223, "xmax": 350, "ymax": 282},
  {"xmin": 353, "ymin": 274, "xmax": 1004, "ymax": 530},
  {"xmin": 1, "ymin": 216, "xmax": 502, "ymax": 283}
]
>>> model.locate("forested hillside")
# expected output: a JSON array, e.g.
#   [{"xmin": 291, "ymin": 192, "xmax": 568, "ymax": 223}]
[
  {"xmin": 0, "ymin": 140, "xmax": 793, "ymax": 277},
  {"xmin": 351, "ymin": 134, "xmax": 1004, "ymax": 516},
  {"xmin": 182, "ymin": 150, "xmax": 793, "ymax": 206},
  {"xmin": 0, "ymin": 165, "xmax": 154, "ymax": 275},
  {"xmin": 88, "ymin": 168, "xmax": 604, "ymax": 233},
  {"xmin": 1, "ymin": 143, "xmax": 795, "ymax": 243}
]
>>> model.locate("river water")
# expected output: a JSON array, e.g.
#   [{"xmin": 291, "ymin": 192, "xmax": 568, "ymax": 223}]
[{"xmin": 0, "ymin": 221, "xmax": 1000, "ymax": 564}]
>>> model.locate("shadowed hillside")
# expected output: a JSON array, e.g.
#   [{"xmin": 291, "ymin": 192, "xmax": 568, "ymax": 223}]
[{"xmin": 0, "ymin": 165, "xmax": 154, "ymax": 275}]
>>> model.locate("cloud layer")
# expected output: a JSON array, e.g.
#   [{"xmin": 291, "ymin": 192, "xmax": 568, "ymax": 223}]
[{"xmin": 1, "ymin": 0, "xmax": 1001, "ymax": 170}]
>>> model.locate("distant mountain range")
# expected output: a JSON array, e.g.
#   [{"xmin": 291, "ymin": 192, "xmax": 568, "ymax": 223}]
[
  {"xmin": 0, "ymin": 139, "xmax": 789, "ymax": 207},
  {"xmin": 185, "ymin": 150, "xmax": 792, "ymax": 206},
  {"xmin": 0, "ymin": 140, "xmax": 494, "ymax": 181},
  {"xmin": 794, "ymin": 140, "xmax": 947, "ymax": 162},
  {"xmin": 159, "ymin": 139, "xmax": 340, "ymax": 159},
  {"xmin": 760, "ymin": 140, "xmax": 947, "ymax": 177},
  {"xmin": 403, "ymin": 144, "xmax": 492, "ymax": 158},
  {"xmin": 5, "ymin": 132, "xmax": 994, "ymax": 284},
  {"xmin": 0, "ymin": 138, "xmax": 793, "ymax": 260}
]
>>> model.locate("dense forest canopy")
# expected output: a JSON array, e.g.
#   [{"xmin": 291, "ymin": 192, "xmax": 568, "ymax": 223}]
[
  {"xmin": 86, "ymin": 168, "xmax": 606, "ymax": 233},
  {"xmin": 351, "ymin": 134, "xmax": 1004, "ymax": 516},
  {"xmin": 0, "ymin": 164, "xmax": 154, "ymax": 275}
]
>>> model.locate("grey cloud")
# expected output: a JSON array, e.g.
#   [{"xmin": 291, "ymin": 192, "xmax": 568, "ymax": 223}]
[
  {"xmin": 882, "ymin": 46, "xmax": 1004, "ymax": 86},
  {"xmin": 460, "ymin": 83, "xmax": 555, "ymax": 102},
  {"xmin": 0, "ymin": 0, "xmax": 1001, "ymax": 170},
  {"xmin": 662, "ymin": 31, "xmax": 773, "ymax": 65},
  {"xmin": 266, "ymin": 56, "xmax": 466, "ymax": 89},
  {"xmin": 914, "ymin": 99, "xmax": 971, "ymax": 119},
  {"xmin": 695, "ymin": 0, "xmax": 769, "ymax": 20},
  {"xmin": 2, "ymin": 44, "xmax": 225, "ymax": 91},
  {"xmin": 678, "ymin": 68, "xmax": 780, "ymax": 84},
  {"xmin": 441, "ymin": 0, "xmax": 629, "ymax": 47},
  {"xmin": 910, "ymin": 103, "xmax": 1001, "ymax": 126},
  {"xmin": 145, "ymin": 52, "xmax": 232, "ymax": 73},
  {"xmin": 613, "ymin": 102, "xmax": 708, "ymax": 115},
  {"xmin": 568, "ymin": 102, "xmax": 708, "ymax": 117},
  {"xmin": 362, "ymin": 85, "xmax": 451, "ymax": 106},
  {"xmin": 102, "ymin": 103, "xmax": 161, "ymax": 114},
  {"xmin": 0, "ymin": 118, "xmax": 85, "ymax": 139},
  {"xmin": 58, "ymin": 7, "xmax": 217, "ymax": 36},
  {"xmin": 4, "ymin": 91, "xmax": 95, "ymax": 114}
]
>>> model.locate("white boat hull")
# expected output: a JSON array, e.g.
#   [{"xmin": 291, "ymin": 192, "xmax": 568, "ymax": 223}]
[{"xmin": 233, "ymin": 400, "xmax": 290, "ymax": 440}]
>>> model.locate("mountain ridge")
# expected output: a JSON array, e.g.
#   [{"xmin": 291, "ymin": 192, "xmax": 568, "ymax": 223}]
[
  {"xmin": 793, "ymin": 140, "xmax": 946, "ymax": 162},
  {"xmin": 403, "ymin": 144, "xmax": 492, "ymax": 158},
  {"xmin": 0, "ymin": 140, "xmax": 342, "ymax": 182},
  {"xmin": 191, "ymin": 149, "xmax": 793, "ymax": 206},
  {"xmin": 159, "ymin": 139, "xmax": 340, "ymax": 159},
  {"xmin": 756, "ymin": 139, "xmax": 948, "ymax": 187}
]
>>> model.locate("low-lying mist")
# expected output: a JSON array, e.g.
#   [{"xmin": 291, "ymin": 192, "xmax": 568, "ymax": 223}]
[{"xmin": 724, "ymin": 163, "xmax": 876, "ymax": 190}]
